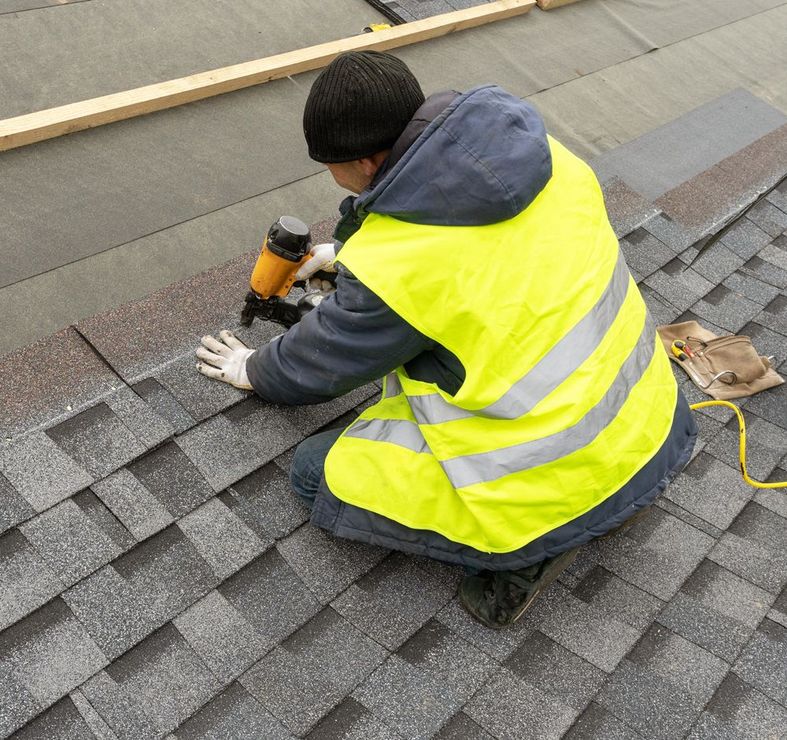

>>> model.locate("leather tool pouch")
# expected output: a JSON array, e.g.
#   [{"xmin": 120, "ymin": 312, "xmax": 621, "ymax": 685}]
[{"xmin": 657, "ymin": 321, "xmax": 784, "ymax": 400}]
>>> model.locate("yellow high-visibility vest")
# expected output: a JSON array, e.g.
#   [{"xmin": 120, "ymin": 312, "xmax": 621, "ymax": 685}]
[{"xmin": 324, "ymin": 137, "xmax": 677, "ymax": 553}]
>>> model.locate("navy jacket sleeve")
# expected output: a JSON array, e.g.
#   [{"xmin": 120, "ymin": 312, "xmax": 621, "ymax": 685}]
[{"xmin": 246, "ymin": 266, "xmax": 435, "ymax": 405}]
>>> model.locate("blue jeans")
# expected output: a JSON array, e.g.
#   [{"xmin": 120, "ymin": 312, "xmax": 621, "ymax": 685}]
[{"xmin": 289, "ymin": 428, "xmax": 344, "ymax": 510}]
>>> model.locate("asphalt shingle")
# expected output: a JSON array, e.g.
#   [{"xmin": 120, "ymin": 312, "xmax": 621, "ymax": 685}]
[
  {"xmin": 81, "ymin": 623, "xmax": 222, "ymax": 736},
  {"xmin": 690, "ymin": 284, "xmax": 763, "ymax": 333},
  {"xmin": 218, "ymin": 549, "xmax": 321, "ymax": 650},
  {"xmin": 680, "ymin": 241, "xmax": 746, "ymax": 285},
  {"xmin": 0, "ymin": 433, "xmax": 93, "ymax": 512},
  {"xmin": 465, "ymin": 666, "xmax": 578, "ymax": 740},
  {"xmin": 708, "ymin": 530, "xmax": 787, "ymax": 595},
  {"xmin": 0, "ymin": 472, "xmax": 34, "ymax": 536},
  {"xmin": 747, "ymin": 197, "xmax": 787, "ymax": 237},
  {"xmin": 619, "ymin": 228, "xmax": 678, "ymax": 278},
  {"xmin": 331, "ymin": 553, "xmax": 460, "ymax": 650},
  {"xmin": 434, "ymin": 711, "xmax": 496, "ymax": 740},
  {"xmin": 0, "ymin": 529, "xmax": 62, "ymax": 632},
  {"xmin": 131, "ymin": 376, "xmax": 196, "ymax": 435},
  {"xmin": 563, "ymin": 702, "xmax": 644, "ymax": 740},
  {"xmin": 103, "ymin": 385, "xmax": 175, "ymax": 450},
  {"xmin": 592, "ymin": 507, "xmax": 714, "ymax": 600},
  {"xmin": 706, "ymin": 414, "xmax": 787, "ymax": 482},
  {"xmin": 740, "ymin": 254, "xmax": 787, "ymax": 289},
  {"xmin": 226, "ymin": 462, "xmax": 310, "ymax": 541},
  {"xmin": 173, "ymin": 682, "xmax": 292, "ymax": 740},
  {"xmin": 723, "ymin": 270, "xmax": 781, "ymax": 306},
  {"xmin": 732, "ymin": 618, "xmax": 787, "ymax": 707},
  {"xmin": 9, "ymin": 696, "xmax": 96, "ymax": 740},
  {"xmin": 173, "ymin": 590, "xmax": 268, "ymax": 684},
  {"xmin": 44, "ymin": 402, "xmax": 146, "ymax": 479},
  {"xmin": 0, "ymin": 598, "xmax": 107, "ymax": 710},
  {"xmin": 644, "ymin": 260, "xmax": 715, "ymax": 313},
  {"xmin": 600, "ymin": 177, "xmax": 661, "ymax": 238},
  {"xmin": 276, "ymin": 523, "xmax": 387, "ymax": 604},
  {"xmin": 306, "ymin": 696, "xmax": 401, "ymax": 740},
  {"xmin": 19, "ymin": 497, "xmax": 123, "ymax": 587},
  {"xmin": 91, "ymin": 468, "xmax": 174, "ymax": 542},
  {"xmin": 664, "ymin": 452, "xmax": 754, "ymax": 529},
  {"xmin": 125, "ymin": 442, "xmax": 214, "ymax": 518},
  {"xmin": 355, "ymin": 620, "xmax": 495, "ymax": 739},
  {"xmin": 0, "ymin": 661, "xmax": 40, "ymax": 738},
  {"xmin": 241, "ymin": 607, "xmax": 388, "ymax": 735},
  {"xmin": 719, "ymin": 217, "xmax": 774, "ymax": 260},
  {"xmin": 178, "ymin": 497, "xmax": 268, "ymax": 580}
]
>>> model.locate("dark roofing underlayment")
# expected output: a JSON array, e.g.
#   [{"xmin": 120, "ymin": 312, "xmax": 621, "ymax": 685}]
[{"xmin": 1, "ymin": 114, "xmax": 787, "ymax": 739}]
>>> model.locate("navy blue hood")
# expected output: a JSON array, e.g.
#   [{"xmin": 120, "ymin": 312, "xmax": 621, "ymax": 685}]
[{"xmin": 355, "ymin": 85, "xmax": 552, "ymax": 226}]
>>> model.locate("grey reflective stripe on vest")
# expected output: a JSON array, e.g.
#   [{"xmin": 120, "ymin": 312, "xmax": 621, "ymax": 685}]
[
  {"xmin": 406, "ymin": 251, "xmax": 631, "ymax": 424},
  {"xmin": 384, "ymin": 372, "xmax": 403, "ymax": 398},
  {"xmin": 441, "ymin": 318, "xmax": 655, "ymax": 487},
  {"xmin": 346, "ymin": 316, "xmax": 656, "ymax": 488},
  {"xmin": 345, "ymin": 417, "xmax": 430, "ymax": 454}
]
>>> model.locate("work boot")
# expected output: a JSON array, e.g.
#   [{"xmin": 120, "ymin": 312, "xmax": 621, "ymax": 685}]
[{"xmin": 459, "ymin": 548, "xmax": 579, "ymax": 629}]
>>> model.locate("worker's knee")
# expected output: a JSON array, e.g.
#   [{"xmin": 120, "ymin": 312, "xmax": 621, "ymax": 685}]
[{"xmin": 289, "ymin": 427, "xmax": 344, "ymax": 509}]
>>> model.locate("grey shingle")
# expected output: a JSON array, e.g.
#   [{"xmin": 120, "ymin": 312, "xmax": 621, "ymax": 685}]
[
  {"xmin": 0, "ymin": 598, "xmax": 107, "ymax": 708},
  {"xmin": 657, "ymin": 592, "xmax": 755, "ymax": 664},
  {"xmin": 103, "ymin": 385, "xmax": 176, "ymax": 450},
  {"xmin": 277, "ymin": 385, "xmax": 376, "ymax": 437},
  {"xmin": 0, "ymin": 661, "xmax": 40, "ymax": 738},
  {"xmin": 642, "ymin": 213, "xmax": 695, "ymax": 253},
  {"xmin": 728, "ymin": 502, "xmax": 787, "ymax": 559},
  {"xmin": 240, "ymin": 608, "xmax": 387, "ymax": 735},
  {"xmin": 276, "ymin": 524, "xmax": 387, "ymax": 603},
  {"xmin": 664, "ymin": 452, "xmax": 753, "ymax": 529},
  {"xmin": 178, "ymin": 498, "xmax": 268, "ymax": 580},
  {"xmin": 747, "ymin": 198, "xmax": 787, "ymax": 238},
  {"xmin": 706, "ymin": 415, "xmax": 787, "ymax": 482},
  {"xmin": 435, "ymin": 712, "xmax": 496, "ymax": 740},
  {"xmin": 331, "ymin": 553, "xmax": 459, "ymax": 650},
  {"xmin": 595, "ymin": 660, "xmax": 706, "ymax": 740},
  {"xmin": 680, "ymin": 241, "xmax": 745, "ymax": 285},
  {"xmin": 638, "ymin": 284, "xmax": 681, "ymax": 326},
  {"xmin": 644, "ymin": 262, "xmax": 715, "ymax": 313},
  {"xmin": 155, "ymin": 353, "xmax": 248, "ymax": 422},
  {"xmin": 742, "ymin": 377, "xmax": 787, "ymax": 430},
  {"xmin": 465, "ymin": 666, "xmax": 577, "ymax": 740},
  {"xmin": 756, "ymin": 471, "xmax": 787, "ymax": 518},
  {"xmin": 176, "ymin": 400, "xmax": 303, "ymax": 492},
  {"xmin": 173, "ymin": 682, "xmax": 292, "ymax": 740},
  {"xmin": 355, "ymin": 620, "xmax": 495, "ymax": 739},
  {"xmin": 760, "ymin": 294, "xmax": 787, "ymax": 335},
  {"xmin": 627, "ymin": 624, "xmax": 729, "ymax": 701},
  {"xmin": 739, "ymin": 321, "xmax": 787, "ymax": 362},
  {"xmin": 570, "ymin": 565, "xmax": 664, "ymax": 630},
  {"xmin": 20, "ymin": 498, "xmax": 123, "ymax": 587},
  {"xmin": 45, "ymin": 402, "xmax": 146, "ymax": 479},
  {"xmin": 173, "ymin": 590, "xmax": 268, "ymax": 683},
  {"xmin": 131, "ymin": 376, "xmax": 195, "ymax": 435},
  {"xmin": 218, "ymin": 549, "xmax": 320, "ymax": 650},
  {"xmin": 740, "ymin": 255, "xmax": 787, "ymax": 290},
  {"xmin": 655, "ymin": 496, "xmax": 724, "ymax": 539},
  {"xmin": 723, "ymin": 271, "xmax": 781, "ymax": 306},
  {"xmin": 690, "ymin": 284, "xmax": 763, "ymax": 333},
  {"xmin": 126, "ymin": 442, "xmax": 214, "ymax": 518},
  {"xmin": 759, "ymin": 242, "xmax": 787, "ymax": 272},
  {"xmin": 112, "ymin": 525, "xmax": 217, "ymax": 630},
  {"xmin": 619, "ymin": 228, "xmax": 678, "ymax": 278},
  {"xmin": 709, "ymin": 530, "xmax": 786, "ymax": 594},
  {"xmin": 69, "ymin": 689, "xmax": 117, "ymax": 740},
  {"xmin": 563, "ymin": 702, "xmax": 645, "ymax": 740},
  {"xmin": 0, "ymin": 529, "xmax": 62, "ymax": 632},
  {"xmin": 91, "ymin": 468, "xmax": 174, "ymax": 542},
  {"xmin": 732, "ymin": 618, "xmax": 787, "ymax": 707},
  {"xmin": 226, "ymin": 463, "xmax": 310, "ymax": 540},
  {"xmin": 10, "ymin": 696, "xmax": 95, "ymax": 740},
  {"xmin": 73, "ymin": 489, "xmax": 135, "ymax": 551},
  {"xmin": 82, "ymin": 624, "xmax": 222, "ymax": 736},
  {"xmin": 63, "ymin": 564, "xmax": 160, "ymax": 661},
  {"xmin": 0, "ymin": 433, "xmax": 93, "ymax": 512},
  {"xmin": 687, "ymin": 672, "xmax": 787, "ymax": 740},
  {"xmin": 0, "ymin": 472, "xmax": 34, "ymax": 535},
  {"xmin": 593, "ymin": 508, "xmax": 714, "ymax": 600},
  {"xmin": 504, "ymin": 630, "xmax": 606, "ymax": 710},
  {"xmin": 719, "ymin": 217, "xmax": 773, "ymax": 260},
  {"xmin": 528, "ymin": 583, "xmax": 641, "ymax": 672},
  {"xmin": 306, "ymin": 696, "xmax": 400, "ymax": 740}
]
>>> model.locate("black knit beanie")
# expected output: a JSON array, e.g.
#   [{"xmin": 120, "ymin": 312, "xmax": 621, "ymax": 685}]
[{"xmin": 303, "ymin": 51, "xmax": 425, "ymax": 163}]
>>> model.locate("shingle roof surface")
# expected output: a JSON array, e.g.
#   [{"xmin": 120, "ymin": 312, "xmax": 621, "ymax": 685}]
[{"xmin": 0, "ymin": 116, "xmax": 786, "ymax": 740}]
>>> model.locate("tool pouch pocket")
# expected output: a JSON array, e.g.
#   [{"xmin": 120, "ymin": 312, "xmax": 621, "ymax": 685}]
[{"xmin": 689, "ymin": 335, "xmax": 767, "ymax": 385}]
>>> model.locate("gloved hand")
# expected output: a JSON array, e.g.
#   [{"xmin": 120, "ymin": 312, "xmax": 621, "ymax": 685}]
[
  {"xmin": 296, "ymin": 242, "xmax": 336, "ymax": 292},
  {"xmin": 195, "ymin": 330, "xmax": 255, "ymax": 390}
]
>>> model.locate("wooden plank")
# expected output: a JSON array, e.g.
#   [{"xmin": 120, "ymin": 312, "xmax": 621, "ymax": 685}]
[{"xmin": 0, "ymin": 0, "xmax": 535, "ymax": 152}]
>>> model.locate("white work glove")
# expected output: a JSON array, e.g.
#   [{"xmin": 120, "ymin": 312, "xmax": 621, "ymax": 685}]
[
  {"xmin": 295, "ymin": 242, "xmax": 336, "ymax": 293},
  {"xmin": 195, "ymin": 330, "xmax": 255, "ymax": 390}
]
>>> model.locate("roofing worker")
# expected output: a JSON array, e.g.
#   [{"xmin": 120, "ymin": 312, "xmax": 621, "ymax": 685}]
[{"xmin": 196, "ymin": 52, "xmax": 697, "ymax": 629}]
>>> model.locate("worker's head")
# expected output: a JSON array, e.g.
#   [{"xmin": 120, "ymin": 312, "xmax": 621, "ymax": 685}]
[{"xmin": 303, "ymin": 51, "xmax": 425, "ymax": 193}]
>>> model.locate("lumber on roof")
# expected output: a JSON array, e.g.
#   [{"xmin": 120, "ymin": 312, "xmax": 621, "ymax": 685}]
[{"xmin": 0, "ymin": 0, "xmax": 535, "ymax": 152}]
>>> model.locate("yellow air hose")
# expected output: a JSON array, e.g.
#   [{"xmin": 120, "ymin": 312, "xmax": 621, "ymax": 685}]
[{"xmin": 689, "ymin": 401, "xmax": 786, "ymax": 489}]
